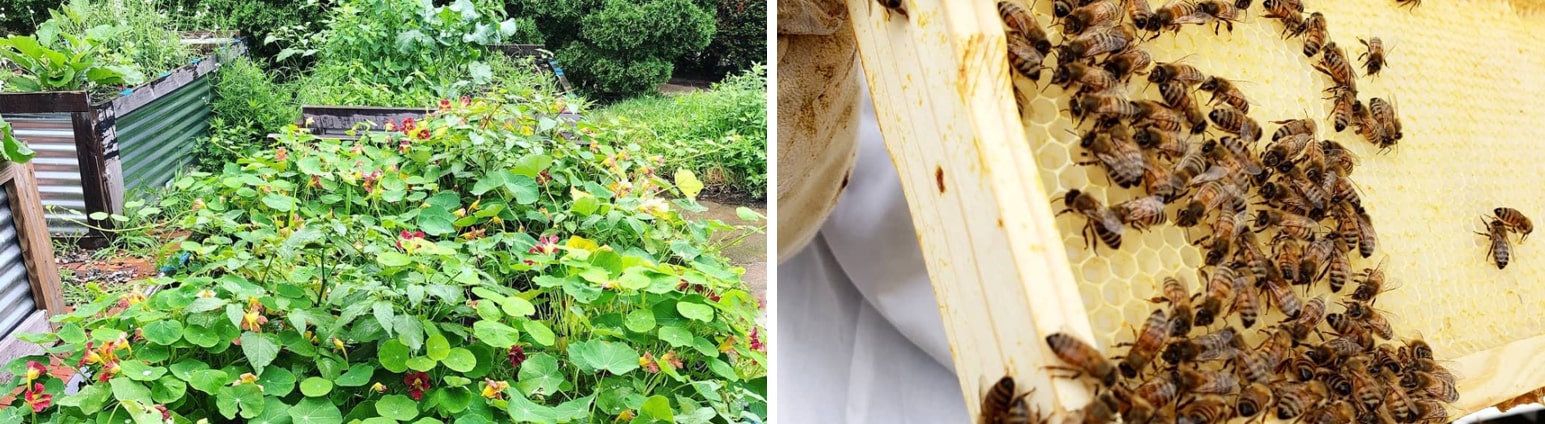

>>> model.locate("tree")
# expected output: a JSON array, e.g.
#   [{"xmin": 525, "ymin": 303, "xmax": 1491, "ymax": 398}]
[{"xmin": 511, "ymin": 0, "xmax": 714, "ymax": 99}]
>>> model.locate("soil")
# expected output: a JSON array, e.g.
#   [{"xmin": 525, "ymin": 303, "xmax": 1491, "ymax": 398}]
[{"xmin": 56, "ymin": 248, "xmax": 159, "ymax": 308}]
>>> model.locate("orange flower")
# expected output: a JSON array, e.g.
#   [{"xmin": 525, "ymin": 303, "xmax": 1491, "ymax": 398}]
[
  {"xmin": 24, "ymin": 361, "xmax": 45, "ymax": 383},
  {"xmin": 23, "ymin": 383, "xmax": 50, "ymax": 412}
]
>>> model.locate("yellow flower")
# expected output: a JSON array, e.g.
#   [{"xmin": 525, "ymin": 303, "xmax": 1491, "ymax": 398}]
[
  {"xmin": 235, "ymin": 373, "xmax": 259, "ymax": 385},
  {"xmin": 453, "ymin": 208, "xmax": 466, "ymax": 218},
  {"xmin": 481, "ymin": 379, "xmax": 509, "ymax": 399},
  {"xmin": 470, "ymin": 199, "xmax": 481, "ymax": 211},
  {"xmin": 333, "ymin": 338, "xmax": 346, "ymax": 353},
  {"xmin": 638, "ymin": 198, "xmax": 669, "ymax": 216},
  {"xmin": 371, "ymin": 382, "xmax": 387, "ymax": 393}
]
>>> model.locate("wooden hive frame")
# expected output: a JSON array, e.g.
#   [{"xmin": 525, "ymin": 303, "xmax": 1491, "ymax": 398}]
[{"xmin": 844, "ymin": 0, "xmax": 1545, "ymax": 420}]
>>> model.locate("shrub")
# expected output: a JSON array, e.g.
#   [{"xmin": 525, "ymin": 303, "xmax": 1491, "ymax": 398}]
[
  {"xmin": 3, "ymin": 92, "xmax": 767, "ymax": 422},
  {"xmin": 597, "ymin": 66, "xmax": 766, "ymax": 199},
  {"xmin": 678, "ymin": 0, "xmax": 766, "ymax": 79},
  {"xmin": 512, "ymin": 0, "xmax": 715, "ymax": 99},
  {"xmin": 204, "ymin": 56, "xmax": 297, "ymax": 165},
  {"xmin": 0, "ymin": 0, "xmax": 61, "ymax": 36},
  {"xmin": 165, "ymin": 0, "xmax": 335, "ymax": 72}
]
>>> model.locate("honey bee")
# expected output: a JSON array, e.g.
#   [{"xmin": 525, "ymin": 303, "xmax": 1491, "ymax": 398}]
[
  {"xmin": 1157, "ymin": 80, "xmax": 1193, "ymax": 110},
  {"xmin": 1274, "ymin": 381, "xmax": 1326, "ymax": 420},
  {"xmin": 1315, "ymin": 42, "xmax": 1358, "ymax": 92},
  {"xmin": 1272, "ymin": 118, "xmax": 1317, "ymax": 141},
  {"xmin": 1405, "ymin": 371, "xmax": 1460, "ymax": 403},
  {"xmin": 1263, "ymin": 134, "xmax": 1312, "ymax": 172},
  {"xmin": 1151, "ymin": 0, "xmax": 1207, "ymax": 32},
  {"xmin": 1133, "ymin": 100, "xmax": 1189, "ymax": 134},
  {"xmin": 1346, "ymin": 301, "xmax": 1395, "ymax": 340},
  {"xmin": 1045, "ymin": 333, "xmax": 1118, "ymax": 387},
  {"xmin": 1493, "ymin": 207, "xmax": 1534, "ymax": 241},
  {"xmin": 1176, "ymin": 395, "xmax": 1235, "ymax": 424},
  {"xmin": 1287, "ymin": 295, "xmax": 1326, "ymax": 340},
  {"xmin": 1072, "ymin": 93, "xmax": 1140, "ymax": 124},
  {"xmin": 1402, "ymin": 334, "xmax": 1435, "ymax": 361},
  {"xmin": 876, "ymin": 0, "xmax": 909, "ymax": 19},
  {"xmin": 1192, "ymin": 326, "xmax": 1242, "ymax": 362},
  {"xmin": 1196, "ymin": 1, "xmax": 1243, "ymax": 33},
  {"xmin": 1273, "ymin": 237, "xmax": 1304, "ymax": 284},
  {"xmin": 1384, "ymin": 374, "xmax": 1419, "ymax": 422},
  {"xmin": 1359, "ymin": 37, "xmax": 1386, "ymax": 77},
  {"xmin": 1201, "ymin": 209, "xmax": 1246, "ymax": 266},
  {"xmin": 1302, "ymin": 400, "xmax": 1356, "ymax": 424},
  {"xmin": 1053, "ymin": 0, "xmax": 1078, "ymax": 18},
  {"xmin": 1343, "ymin": 357, "xmax": 1386, "ymax": 412},
  {"xmin": 1202, "ymin": 137, "xmax": 1265, "ymax": 180},
  {"xmin": 1412, "ymin": 400, "xmax": 1450, "ymax": 423},
  {"xmin": 1117, "ymin": 309, "xmax": 1171, "ymax": 378},
  {"xmin": 1348, "ymin": 204, "xmax": 1377, "ymax": 258},
  {"xmin": 1235, "ymin": 382, "xmax": 1273, "ymax": 419},
  {"xmin": 1060, "ymin": 23, "xmax": 1136, "ymax": 62},
  {"xmin": 1352, "ymin": 265, "xmax": 1391, "ymax": 302},
  {"xmin": 1259, "ymin": 182, "xmax": 1321, "ymax": 219},
  {"xmin": 1323, "ymin": 236, "xmax": 1353, "ymax": 291},
  {"xmin": 1148, "ymin": 61, "xmax": 1207, "ymax": 86},
  {"xmin": 1177, "ymin": 369, "xmax": 1239, "ymax": 395},
  {"xmin": 1263, "ymin": 0, "xmax": 1304, "ymax": 36},
  {"xmin": 1124, "ymin": 0, "xmax": 1157, "ymax": 32},
  {"xmin": 1298, "ymin": 12, "xmax": 1327, "ymax": 56},
  {"xmin": 1319, "ymin": 368, "xmax": 1354, "ymax": 398},
  {"xmin": 1103, "ymin": 48, "xmax": 1153, "ymax": 81},
  {"xmin": 1077, "ymin": 128, "xmax": 1147, "ymax": 189},
  {"xmin": 1142, "ymin": 156, "xmax": 1186, "ymax": 202},
  {"xmin": 1064, "ymin": 393, "xmax": 1119, "ymax": 424},
  {"xmin": 1007, "ymin": 32, "xmax": 1050, "ymax": 81},
  {"xmin": 1057, "ymin": 189, "xmax": 1125, "ymax": 250},
  {"xmin": 1263, "ymin": 275, "xmax": 1302, "ymax": 319},
  {"xmin": 1113, "ymin": 195, "xmax": 1168, "ymax": 229},
  {"xmin": 1172, "ymin": 141, "xmax": 1208, "ymax": 181},
  {"xmin": 1364, "ymin": 97, "xmax": 1402, "ymax": 150},
  {"xmin": 999, "ymin": 2, "xmax": 1053, "ymax": 56},
  {"xmin": 1178, "ymin": 180, "xmax": 1243, "ymax": 227},
  {"xmin": 1051, "ymin": 62, "xmax": 1119, "ymax": 92},
  {"xmin": 1198, "ymin": 77, "xmax": 1251, "ymax": 113},
  {"xmin": 1208, "ymin": 108, "xmax": 1263, "ymax": 142},
  {"xmin": 1285, "ymin": 350, "xmax": 1319, "ymax": 382},
  {"xmin": 1329, "ymin": 90, "xmax": 1356, "ymax": 132},
  {"xmin": 1130, "ymin": 372, "xmax": 1181, "ymax": 408},
  {"xmin": 1194, "ymin": 266, "xmax": 1235, "ymax": 326},
  {"xmin": 1135, "ymin": 126, "xmax": 1186, "ymax": 158},
  {"xmin": 1230, "ymin": 270, "xmax": 1259, "ymax": 328},
  {"xmin": 982, "ymin": 376, "xmax": 1034, "ymax": 424},
  {"xmin": 1064, "ymin": 0, "xmax": 1121, "ymax": 35},
  {"xmin": 1257, "ymin": 209, "xmax": 1318, "ymax": 241},
  {"xmin": 1323, "ymin": 140, "xmax": 1358, "ymax": 175},
  {"xmin": 1478, "ymin": 218, "xmax": 1512, "ymax": 269},
  {"xmin": 1151, "ymin": 277, "xmax": 1194, "ymax": 337}
]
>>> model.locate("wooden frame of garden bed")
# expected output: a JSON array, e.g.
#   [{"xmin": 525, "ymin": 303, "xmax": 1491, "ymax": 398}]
[
  {"xmin": 0, "ymin": 42, "xmax": 246, "ymax": 239},
  {"xmin": 844, "ymin": 0, "xmax": 1545, "ymax": 420},
  {"xmin": 0, "ymin": 160, "xmax": 65, "ymax": 362}
]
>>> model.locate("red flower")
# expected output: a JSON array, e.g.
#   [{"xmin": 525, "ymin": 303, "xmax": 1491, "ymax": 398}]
[
  {"xmin": 403, "ymin": 372, "xmax": 431, "ymax": 400},
  {"xmin": 750, "ymin": 328, "xmax": 765, "ymax": 352},
  {"xmin": 154, "ymin": 404, "xmax": 171, "ymax": 420},
  {"xmin": 528, "ymin": 235, "xmax": 560, "ymax": 254},
  {"xmin": 536, "ymin": 170, "xmax": 552, "ymax": 185},
  {"xmin": 460, "ymin": 96, "xmax": 471, "ymax": 106},
  {"xmin": 25, "ymin": 360, "xmax": 45, "ymax": 383},
  {"xmin": 399, "ymin": 139, "xmax": 411, "ymax": 153},
  {"xmin": 438, "ymin": 99, "xmax": 452, "ymax": 111},
  {"xmin": 396, "ymin": 230, "xmax": 426, "ymax": 250},
  {"xmin": 402, "ymin": 118, "xmax": 417, "ymax": 132},
  {"xmin": 508, "ymin": 345, "xmax": 527, "ymax": 368},
  {"xmin": 416, "ymin": 128, "xmax": 431, "ymax": 140},
  {"xmin": 640, "ymin": 352, "xmax": 659, "ymax": 374},
  {"xmin": 23, "ymin": 383, "xmax": 50, "ymax": 412}
]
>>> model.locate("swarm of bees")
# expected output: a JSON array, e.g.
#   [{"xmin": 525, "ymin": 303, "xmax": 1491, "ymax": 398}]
[{"xmin": 973, "ymin": 0, "xmax": 1468, "ymax": 423}]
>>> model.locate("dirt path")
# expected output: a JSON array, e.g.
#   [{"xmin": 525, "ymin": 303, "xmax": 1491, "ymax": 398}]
[{"xmin": 688, "ymin": 200, "xmax": 768, "ymax": 310}]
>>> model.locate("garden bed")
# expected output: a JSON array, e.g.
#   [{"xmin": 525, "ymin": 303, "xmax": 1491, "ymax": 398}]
[{"xmin": 1, "ymin": 42, "xmax": 246, "ymax": 237}]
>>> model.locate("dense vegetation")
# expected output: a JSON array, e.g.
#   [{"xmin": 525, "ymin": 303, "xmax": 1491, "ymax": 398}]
[{"xmin": 5, "ymin": 92, "xmax": 767, "ymax": 423}]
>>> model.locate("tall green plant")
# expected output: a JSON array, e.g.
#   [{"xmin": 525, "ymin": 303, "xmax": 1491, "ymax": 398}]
[
  {"xmin": 0, "ymin": 32, "xmax": 141, "ymax": 92},
  {"xmin": 514, "ymin": 0, "xmax": 715, "ymax": 99},
  {"xmin": 45, "ymin": 0, "xmax": 194, "ymax": 79}
]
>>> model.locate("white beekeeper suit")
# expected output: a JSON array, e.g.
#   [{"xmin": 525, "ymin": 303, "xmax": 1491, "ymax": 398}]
[{"xmin": 775, "ymin": 0, "xmax": 963, "ymax": 415}]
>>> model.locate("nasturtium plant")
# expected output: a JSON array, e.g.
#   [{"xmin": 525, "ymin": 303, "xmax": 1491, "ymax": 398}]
[{"xmin": 1, "ymin": 91, "xmax": 766, "ymax": 422}]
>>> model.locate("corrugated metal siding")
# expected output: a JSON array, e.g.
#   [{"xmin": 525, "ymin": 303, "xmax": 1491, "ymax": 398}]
[
  {"xmin": 0, "ymin": 188, "xmax": 37, "ymax": 338},
  {"xmin": 117, "ymin": 74, "xmax": 211, "ymax": 193},
  {"xmin": 5, "ymin": 113, "xmax": 88, "ymax": 234}
]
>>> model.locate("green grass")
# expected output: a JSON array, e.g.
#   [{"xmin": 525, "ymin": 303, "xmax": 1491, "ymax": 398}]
[{"xmin": 596, "ymin": 65, "xmax": 767, "ymax": 200}]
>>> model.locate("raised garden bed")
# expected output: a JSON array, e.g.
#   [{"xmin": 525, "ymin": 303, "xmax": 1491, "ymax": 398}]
[{"xmin": 1, "ymin": 42, "xmax": 247, "ymax": 237}]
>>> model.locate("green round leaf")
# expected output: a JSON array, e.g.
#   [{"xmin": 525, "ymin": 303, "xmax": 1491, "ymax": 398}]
[
  {"xmin": 379, "ymin": 338, "xmax": 411, "ymax": 373},
  {"xmin": 335, "ymin": 363, "xmax": 374, "ymax": 387},
  {"xmin": 259, "ymin": 366, "xmax": 297, "ymax": 397},
  {"xmin": 426, "ymin": 333, "xmax": 451, "ymax": 361},
  {"xmin": 289, "ymin": 398, "xmax": 343, "ymax": 424},
  {"xmin": 658, "ymin": 326, "xmax": 692, "ymax": 347},
  {"xmin": 624, "ymin": 309, "xmax": 656, "ymax": 333},
  {"xmin": 142, "ymin": 320, "xmax": 183, "ymax": 345},
  {"xmin": 523, "ymin": 321, "xmax": 555, "ymax": 346},
  {"xmin": 119, "ymin": 360, "xmax": 168, "ymax": 381},
  {"xmin": 189, "ymin": 369, "xmax": 230, "ymax": 394},
  {"xmin": 677, "ymin": 301, "xmax": 714, "ymax": 322},
  {"xmin": 515, "ymin": 353, "xmax": 564, "ymax": 396},
  {"xmin": 378, "ymin": 252, "xmax": 412, "ymax": 267},
  {"xmin": 151, "ymin": 377, "xmax": 186, "ymax": 404},
  {"xmin": 406, "ymin": 356, "xmax": 438, "ymax": 372},
  {"xmin": 444, "ymin": 348, "xmax": 477, "ymax": 373},
  {"xmin": 300, "ymin": 377, "xmax": 334, "ymax": 397},
  {"xmin": 568, "ymin": 340, "xmax": 640, "ymax": 375},
  {"xmin": 473, "ymin": 320, "xmax": 519, "ymax": 348},
  {"xmin": 376, "ymin": 394, "xmax": 420, "ymax": 421}
]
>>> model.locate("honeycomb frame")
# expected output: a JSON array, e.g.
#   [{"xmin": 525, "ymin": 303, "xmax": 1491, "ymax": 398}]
[{"xmin": 845, "ymin": 0, "xmax": 1545, "ymax": 420}]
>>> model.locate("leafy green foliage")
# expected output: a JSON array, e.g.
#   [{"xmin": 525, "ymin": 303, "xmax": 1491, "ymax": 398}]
[
  {"xmin": 678, "ymin": 0, "xmax": 766, "ymax": 79},
  {"xmin": 0, "ymin": 0, "xmax": 62, "ymax": 36},
  {"xmin": 7, "ymin": 92, "xmax": 766, "ymax": 422},
  {"xmin": 0, "ymin": 115, "xmax": 37, "ymax": 164},
  {"xmin": 164, "ymin": 0, "xmax": 335, "ymax": 70},
  {"xmin": 0, "ymin": 32, "xmax": 139, "ymax": 92},
  {"xmin": 45, "ymin": 0, "xmax": 195, "ymax": 80},
  {"xmin": 513, "ymin": 0, "xmax": 715, "ymax": 99},
  {"xmin": 596, "ymin": 66, "xmax": 766, "ymax": 198},
  {"xmin": 205, "ymin": 56, "xmax": 298, "ymax": 165}
]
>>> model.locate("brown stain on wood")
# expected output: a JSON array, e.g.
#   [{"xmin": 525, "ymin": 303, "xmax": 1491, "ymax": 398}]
[
  {"xmin": 936, "ymin": 166, "xmax": 946, "ymax": 193},
  {"xmin": 998, "ymin": 218, "xmax": 1004, "ymax": 227}
]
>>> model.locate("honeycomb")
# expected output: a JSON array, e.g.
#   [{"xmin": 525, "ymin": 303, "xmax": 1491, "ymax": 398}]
[{"xmin": 1009, "ymin": 0, "xmax": 1545, "ymax": 370}]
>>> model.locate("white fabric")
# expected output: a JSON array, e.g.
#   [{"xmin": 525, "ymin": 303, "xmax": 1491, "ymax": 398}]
[{"xmin": 777, "ymin": 83, "xmax": 965, "ymax": 423}]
